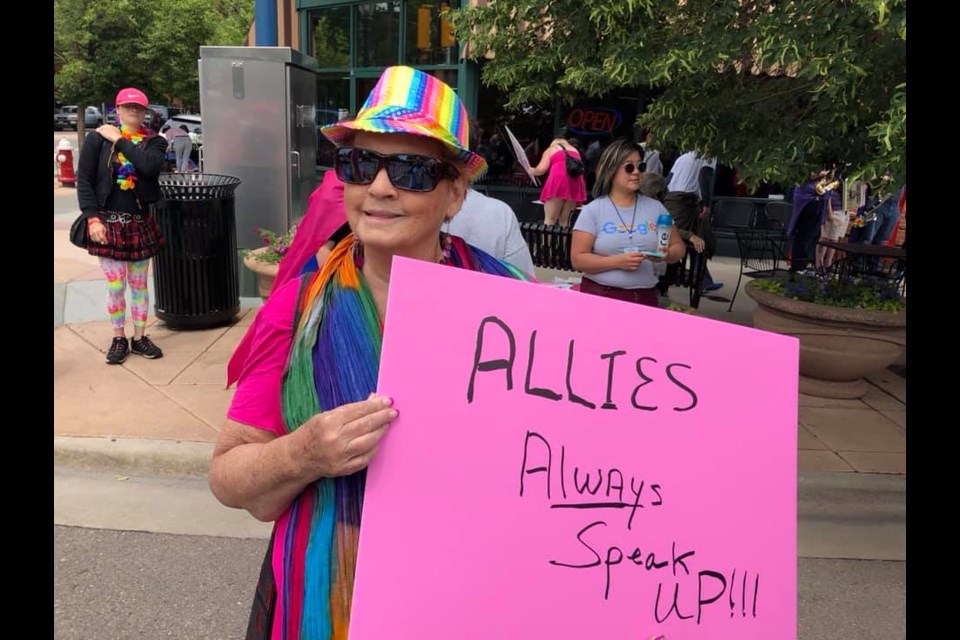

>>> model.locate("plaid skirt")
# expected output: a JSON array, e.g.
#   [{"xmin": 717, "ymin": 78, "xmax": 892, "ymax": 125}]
[{"xmin": 87, "ymin": 209, "xmax": 165, "ymax": 261}]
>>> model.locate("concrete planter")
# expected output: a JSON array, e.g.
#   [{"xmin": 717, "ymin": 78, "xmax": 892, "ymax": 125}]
[
  {"xmin": 745, "ymin": 282, "xmax": 906, "ymax": 399},
  {"xmin": 242, "ymin": 247, "xmax": 279, "ymax": 299}
]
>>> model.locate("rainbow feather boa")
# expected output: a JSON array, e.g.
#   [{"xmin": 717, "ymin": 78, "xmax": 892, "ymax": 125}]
[
  {"xmin": 115, "ymin": 125, "xmax": 145, "ymax": 190},
  {"xmin": 269, "ymin": 234, "xmax": 531, "ymax": 639}
]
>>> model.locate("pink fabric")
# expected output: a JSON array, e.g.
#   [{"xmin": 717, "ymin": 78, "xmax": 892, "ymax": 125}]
[
  {"xmin": 226, "ymin": 171, "xmax": 346, "ymax": 388},
  {"xmin": 274, "ymin": 171, "xmax": 347, "ymax": 292},
  {"xmin": 225, "ymin": 277, "xmax": 302, "ymax": 432},
  {"xmin": 539, "ymin": 148, "xmax": 586, "ymax": 203}
]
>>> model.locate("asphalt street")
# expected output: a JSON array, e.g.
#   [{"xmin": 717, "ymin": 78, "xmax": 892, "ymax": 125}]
[{"xmin": 53, "ymin": 468, "xmax": 906, "ymax": 639}]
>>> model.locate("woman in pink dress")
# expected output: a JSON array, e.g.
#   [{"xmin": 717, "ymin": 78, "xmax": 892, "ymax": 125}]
[{"xmin": 528, "ymin": 136, "xmax": 587, "ymax": 226}]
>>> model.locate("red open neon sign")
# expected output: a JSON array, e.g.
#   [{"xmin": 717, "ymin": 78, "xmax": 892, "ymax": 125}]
[{"xmin": 566, "ymin": 107, "xmax": 623, "ymax": 135}]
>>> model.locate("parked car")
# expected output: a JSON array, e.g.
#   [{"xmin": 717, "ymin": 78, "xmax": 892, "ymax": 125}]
[
  {"xmin": 54, "ymin": 106, "xmax": 103, "ymax": 130},
  {"xmin": 145, "ymin": 104, "xmax": 181, "ymax": 128}
]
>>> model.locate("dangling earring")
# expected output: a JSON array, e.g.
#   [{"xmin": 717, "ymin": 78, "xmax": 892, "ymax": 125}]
[
  {"xmin": 352, "ymin": 235, "xmax": 364, "ymax": 268},
  {"xmin": 440, "ymin": 227, "xmax": 453, "ymax": 263}
]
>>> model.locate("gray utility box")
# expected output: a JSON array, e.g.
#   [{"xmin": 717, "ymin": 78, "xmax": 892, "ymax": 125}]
[{"xmin": 199, "ymin": 46, "xmax": 319, "ymax": 249}]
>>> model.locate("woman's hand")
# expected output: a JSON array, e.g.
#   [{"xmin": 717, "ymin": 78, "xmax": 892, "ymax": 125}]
[
  {"xmin": 298, "ymin": 394, "xmax": 397, "ymax": 478},
  {"xmin": 689, "ymin": 234, "xmax": 706, "ymax": 253},
  {"xmin": 617, "ymin": 251, "xmax": 645, "ymax": 271},
  {"xmin": 88, "ymin": 219, "xmax": 107, "ymax": 244},
  {"xmin": 96, "ymin": 124, "xmax": 123, "ymax": 143}
]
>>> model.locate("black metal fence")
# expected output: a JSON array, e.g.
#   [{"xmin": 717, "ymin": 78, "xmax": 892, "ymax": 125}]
[{"xmin": 519, "ymin": 223, "xmax": 577, "ymax": 271}]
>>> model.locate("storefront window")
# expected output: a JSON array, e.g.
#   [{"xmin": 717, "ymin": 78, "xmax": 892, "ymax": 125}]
[
  {"xmin": 304, "ymin": 1, "xmax": 462, "ymax": 167},
  {"xmin": 356, "ymin": 1, "xmax": 400, "ymax": 67},
  {"xmin": 317, "ymin": 74, "xmax": 351, "ymax": 167},
  {"xmin": 310, "ymin": 7, "xmax": 351, "ymax": 68},
  {"xmin": 430, "ymin": 69, "xmax": 457, "ymax": 90},
  {"xmin": 473, "ymin": 79, "xmax": 554, "ymax": 185},
  {"xmin": 404, "ymin": 0, "xmax": 458, "ymax": 66}
]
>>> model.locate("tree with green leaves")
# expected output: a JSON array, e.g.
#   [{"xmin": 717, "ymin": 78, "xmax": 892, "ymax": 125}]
[
  {"xmin": 54, "ymin": 0, "xmax": 252, "ymax": 137},
  {"xmin": 449, "ymin": 0, "xmax": 906, "ymax": 189}
]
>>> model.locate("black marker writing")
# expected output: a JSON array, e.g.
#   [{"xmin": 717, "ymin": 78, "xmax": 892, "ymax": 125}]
[
  {"xmin": 518, "ymin": 432, "xmax": 664, "ymax": 529},
  {"xmin": 519, "ymin": 431, "xmax": 552, "ymax": 499},
  {"xmin": 525, "ymin": 330, "xmax": 563, "ymax": 401},
  {"xmin": 465, "ymin": 316, "xmax": 701, "ymax": 412},
  {"xmin": 600, "ymin": 350, "xmax": 626, "ymax": 410},
  {"xmin": 550, "ymin": 520, "xmax": 693, "ymax": 600},
  {"xmin": 466, "ymin": 316, "xmax": 515, "ymax": 403},
  {"xmin": 666, "ymin": 362, "xmax": 698, "ymax": 411},
  {"xmin": 566, "ymin": 339, "xmax": 597, "ymax": 409},
  {"xmin": 630, "ymin": 357, "xmax": 658, "ymax": 411}
]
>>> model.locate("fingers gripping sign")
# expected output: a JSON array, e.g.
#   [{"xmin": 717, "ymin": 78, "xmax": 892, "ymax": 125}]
[{"xmin": 303, "ymin": 394, "xmax": 398, "ymax": 478}]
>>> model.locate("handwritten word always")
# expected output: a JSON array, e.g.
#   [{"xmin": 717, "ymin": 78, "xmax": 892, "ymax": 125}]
[{"xmin": 519, "ymin": 431, "xmax": 663, "ymax": 530}]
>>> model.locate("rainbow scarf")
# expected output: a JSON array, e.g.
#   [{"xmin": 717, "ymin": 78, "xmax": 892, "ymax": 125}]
[
  {"xmin": 271, "ymin": 234, "xmax": 531, "ymax": 639},
  {"xmin": 115, "ymin": 125, "xmax": 145, "ymax": 190}
]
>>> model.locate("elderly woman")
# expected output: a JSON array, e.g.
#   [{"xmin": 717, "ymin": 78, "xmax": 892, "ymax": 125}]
[
  {"xmin": 571, "ymin": 139, "xmax": 685, "ymax": 307},
  {"xmin": 209, "ymin": 66, "xmax": 532, "ymax": 639}
]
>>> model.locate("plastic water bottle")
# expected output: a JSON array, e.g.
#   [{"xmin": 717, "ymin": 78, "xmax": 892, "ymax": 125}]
[{"xmin": 656, "ymin": 213, "xmax": 673, "ymax": 256}]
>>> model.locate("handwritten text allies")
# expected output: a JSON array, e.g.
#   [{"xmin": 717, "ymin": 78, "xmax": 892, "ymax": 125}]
[{"xmin": 466, "ymin": 316, "xmax": 699, "ymax": 413}]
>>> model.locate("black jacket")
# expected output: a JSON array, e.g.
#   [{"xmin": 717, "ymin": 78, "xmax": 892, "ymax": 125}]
[{"xmin": 76, "ymin": 132, "xmax": 167, "ymax": 219}]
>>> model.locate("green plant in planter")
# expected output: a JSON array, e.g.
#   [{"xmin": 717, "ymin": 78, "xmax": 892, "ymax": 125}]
[
  {"xmin": 246, "ymin": 225, "xmax": 296, "ymax": 264},
  {"xmin": 752, "ymin": 273, "xmax": 904, "ymax": 312}
]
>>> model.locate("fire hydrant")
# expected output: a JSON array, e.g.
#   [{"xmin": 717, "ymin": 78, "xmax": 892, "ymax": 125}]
[{"xmin": 56, "ymin": 138, "xmax": 76, "ymax": 187}]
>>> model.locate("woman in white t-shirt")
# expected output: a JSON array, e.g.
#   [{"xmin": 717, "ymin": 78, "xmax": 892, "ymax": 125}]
[{"xmin": 571, "ymin": 139, "xmax": 686, "ymax": 307}]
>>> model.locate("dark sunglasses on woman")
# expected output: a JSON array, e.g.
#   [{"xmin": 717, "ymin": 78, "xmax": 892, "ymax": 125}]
[
  {"xmin": 335, "ymin": 147, "xmax": 460, "ymax": 192},
  {"xmin": 622, "ymin": 161, "xmax": 647, "ymax": 174}
]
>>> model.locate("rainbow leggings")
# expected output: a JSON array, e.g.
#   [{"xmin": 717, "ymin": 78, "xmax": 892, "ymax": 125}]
[{"xmin": 100, "ymin": 257, "xmax": 150, "ymax": 330}]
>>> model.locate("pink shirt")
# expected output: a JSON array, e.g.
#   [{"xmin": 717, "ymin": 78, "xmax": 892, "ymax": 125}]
[{"xmin": 226, "ymin": 277, "xmax": 303, "ymax": 435}]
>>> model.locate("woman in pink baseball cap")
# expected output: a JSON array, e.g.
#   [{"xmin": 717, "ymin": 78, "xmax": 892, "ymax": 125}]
[{"xmin": 76, "ymin": 87, "xmax": 168, "ymax": 364}]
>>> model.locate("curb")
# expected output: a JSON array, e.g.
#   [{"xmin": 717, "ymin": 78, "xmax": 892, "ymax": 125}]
[{"xmin": 54, "ymin": 436, "xmax": 213, "ymax": 477}]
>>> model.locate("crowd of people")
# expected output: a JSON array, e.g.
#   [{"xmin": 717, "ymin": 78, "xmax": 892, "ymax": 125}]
[{"xmin": 787, "ymin": 168, "xmax": 905, "ymax": 277}]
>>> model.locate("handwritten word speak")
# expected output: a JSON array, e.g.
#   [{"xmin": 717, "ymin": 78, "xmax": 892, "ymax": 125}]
[{"xmin": 466, "ymin": 317, "xmax": 698, "ymax": 412}]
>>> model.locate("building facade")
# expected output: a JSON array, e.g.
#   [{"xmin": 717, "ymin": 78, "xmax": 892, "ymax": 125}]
[{"xmin": 257, "ymin": 0, "xmax": 647, "ymax": 220}]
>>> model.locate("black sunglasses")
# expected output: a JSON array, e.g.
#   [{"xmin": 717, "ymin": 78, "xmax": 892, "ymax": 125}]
[
  {"xmin": 623, "ymin": 161, "xmax": 647, "ymax": 174},
  {"xmin": 335, "ymin": 147, "xmax": 460, "ymax": 192}
]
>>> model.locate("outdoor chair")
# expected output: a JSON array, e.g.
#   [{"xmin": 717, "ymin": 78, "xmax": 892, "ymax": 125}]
[
  {"xmin": 760, "ymin": 201, "xmax": 793, "ymax": 232},
  {"xmin": 728, "ymin": 228, "xmax": 784, "ymax": 312},
  {"xmin": 672, "ymin": 240, "xmax": 709, "ymax": 308},
  {"xmin": 711, "ymin": 199, "xmax": 757, "ymax": 257}
]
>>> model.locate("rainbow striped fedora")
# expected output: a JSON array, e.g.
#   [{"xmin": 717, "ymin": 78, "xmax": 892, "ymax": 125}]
[{"xmin": 321, "ymin": 66, "xmax": 487, "ymax": 181}]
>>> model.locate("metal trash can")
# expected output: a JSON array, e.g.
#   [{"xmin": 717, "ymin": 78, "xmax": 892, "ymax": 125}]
[{"xmin": 152, "ymin": 173, "xmax": 242, "ymax": 329}]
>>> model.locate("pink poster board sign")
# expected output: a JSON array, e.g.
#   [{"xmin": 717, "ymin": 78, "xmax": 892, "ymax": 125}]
[{"xmin": 350, "ymin": 258, "xmax": 799, "ymax": 640}]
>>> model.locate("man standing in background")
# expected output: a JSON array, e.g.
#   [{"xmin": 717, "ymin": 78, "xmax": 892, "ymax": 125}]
[
  {"xmin": 660, "ymin": 150, "xmax": 723, "ymax": 294},
  {"xmin": 447, "ymin": 189, "xmax": 536, "ymax": 275},
  {"xmin": 638, "ymin": 127, "xmax": 663, "ymax": 176}
]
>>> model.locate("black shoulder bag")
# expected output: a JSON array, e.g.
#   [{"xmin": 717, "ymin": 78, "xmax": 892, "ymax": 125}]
[
  {"xmin": 69, "ymin": 216, "xmax": 89, "ymax": 248},
  {"xmin": 69, "ymin": 136, "xmax": 112, "ymax": 249},
  {"xmin": 563, "ymin": 149, "xmax": 584, "ymax": 178}
]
